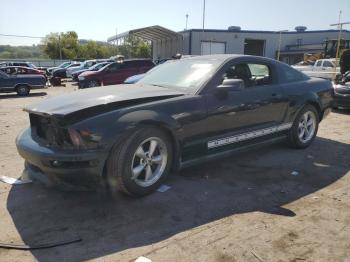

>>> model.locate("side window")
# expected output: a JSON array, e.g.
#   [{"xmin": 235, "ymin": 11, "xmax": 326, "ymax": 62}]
[
  {"xmin": 18, "ymin": 68, "xmax": 27, "ymax": 74},
  {"xmin": 315, "ymin": 60, "xmax": 322, "ymax": 67},
  {"xmin": 323, "ymin": 61, "xmax": 334, "ymax": 68},
  {"xmin": 120, "ymin": 62, "xmax": 135, "ymax": 69},
  {"xmin": 281, "ymin": 65, "xmax": 307, "ymax": 83},
  {"xmin": 223, "ymin": 63, "xmax": 271, "ymax": 88},
  {"xmin": 107, "ymin": 63, "xmax": 121, "ymax": 72}
]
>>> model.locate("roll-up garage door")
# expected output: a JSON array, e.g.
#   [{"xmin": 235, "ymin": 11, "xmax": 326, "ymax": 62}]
[{"xmin": 201, "ymin": 42, "xmax": 226, "ymax": 55}]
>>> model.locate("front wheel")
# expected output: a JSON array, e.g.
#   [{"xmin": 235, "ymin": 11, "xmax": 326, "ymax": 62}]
[
  {"xmin": 287, "ymin": 105, "xmax": 319, "ymax": 148},
  {"xmin": 106, "ymin": 127, "xmax": 173, "ymax": 197},
  {"xmin": 88, "ymin": 80, "xmax": 100, "ymax": 88},
  {"xmin": 16, "ymin": 85, "xmax": 30, "ymax": 96}
]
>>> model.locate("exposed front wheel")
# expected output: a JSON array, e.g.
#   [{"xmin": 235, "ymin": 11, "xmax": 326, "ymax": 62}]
[
  {"xmin": 106, "ymin": 127, "xmax": 173, "ymax": 197},
  {"xmin": 287, "ymin": 105, "xmax": 319, "ymax": 148}
]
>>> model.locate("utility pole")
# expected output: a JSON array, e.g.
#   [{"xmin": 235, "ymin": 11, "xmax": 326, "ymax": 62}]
[
  {"xmin": 185, "ymin": 14, "xmax": 189, "ymax": 30},
  {"xmin": 330, "ymin": 11, "xmax": 350, "ymax": 62},
  {"xmin": 58, "ymin": 35, "xmax": 62, "ymax": 60},
  {"xmin": 202, "ymin": 0, "xmax": 206, "ymax": 32}
]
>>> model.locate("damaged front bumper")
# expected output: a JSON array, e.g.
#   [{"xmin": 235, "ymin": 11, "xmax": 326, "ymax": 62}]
[{"xmin": 16, "ymin": 128, "xmax": 108, "ymax": 190}]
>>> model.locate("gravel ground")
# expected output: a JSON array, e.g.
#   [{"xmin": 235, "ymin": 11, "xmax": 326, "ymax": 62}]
[{"xmin": 0, "ymin": 84, "xmax": 349, "ymax": 262}]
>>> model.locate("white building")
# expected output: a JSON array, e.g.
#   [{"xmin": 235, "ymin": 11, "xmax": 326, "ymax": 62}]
[{"xmin": 107, "ymin": 25, "xmax": 350, "ymax": 64}]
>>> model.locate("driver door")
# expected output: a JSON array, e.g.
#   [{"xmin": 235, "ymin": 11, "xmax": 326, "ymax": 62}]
[{"xmin": 204, "ymin": 59, "xmax": 288, "ymax": 153}]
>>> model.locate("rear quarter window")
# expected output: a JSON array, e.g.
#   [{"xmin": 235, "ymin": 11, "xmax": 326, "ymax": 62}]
[{"xmin": 281, "ymin": 65, "xmax": 308, "ymax": 83}]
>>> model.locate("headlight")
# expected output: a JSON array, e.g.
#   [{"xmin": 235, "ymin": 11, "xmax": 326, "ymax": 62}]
[
  {"xmin": 68, "ymin": 128, "xmax": 101, "ymax": 149},
  {"xmin": 78, "ymin": 76, "xmax": 85, "ymax": 81}
]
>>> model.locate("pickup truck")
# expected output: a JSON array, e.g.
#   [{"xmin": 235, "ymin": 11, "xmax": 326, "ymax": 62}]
[
  {"xmin": 292, "ymin": 59, "xmax": 340, "ymax": 80},
  {"xmin": 0, "ymin": 70, "xmax": 46, "ymax": 96}
]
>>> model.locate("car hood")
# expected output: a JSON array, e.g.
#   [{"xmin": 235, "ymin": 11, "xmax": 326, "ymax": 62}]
[
  {"xmin": 73, "ymin": 69, "xmax": 88, "ymax": 75},
  {"xmin": 24, "ymin": 84, "xmax": 185, "ymax": 118},
  {"xmin": 80, "ymin": 70, "xmax": 98, "ymax": 77}
]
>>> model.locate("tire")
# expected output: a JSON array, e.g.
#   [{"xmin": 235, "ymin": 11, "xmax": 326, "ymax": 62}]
[
  {"xmin": 16, "ymin": 85, "xmax": 30, "ymax": 96},
  {"xmin": 106, "ymin": 127, "xmax": 173, "ymax": 197},
  {"xmin": 88, "ymin": 80, "xmax": 100, "ymax": 88},
  {"xmin": 287, "ymin": 105, "xmax": 319, "ymax": 149}
]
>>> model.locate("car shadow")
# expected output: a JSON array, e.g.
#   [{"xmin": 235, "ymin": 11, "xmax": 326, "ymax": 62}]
[
  {"xmin": 5, "ymin": 137, "xmax": 350, "ymax": 261},
  {"xmin": 0, "ymin": 92, "xmax": 47, "ymax": 99}
]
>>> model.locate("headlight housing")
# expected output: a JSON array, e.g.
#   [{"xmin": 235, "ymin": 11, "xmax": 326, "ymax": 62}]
[
  {"xmin": 68, "ymin": 128, "xmax": 101, "ymax": 149},
  {"xmin": 78, "ymin": 76, "xmax": 85, "ymax": 81}
]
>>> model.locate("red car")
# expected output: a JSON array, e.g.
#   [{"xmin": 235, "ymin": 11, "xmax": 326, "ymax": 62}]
[
  {"xmin": 78, "ymin": 59, "xmax": 154, "ymax": 88},
  {"xmin": 0, "ymin": 66, "xmax": 47, "ymax": 81}
]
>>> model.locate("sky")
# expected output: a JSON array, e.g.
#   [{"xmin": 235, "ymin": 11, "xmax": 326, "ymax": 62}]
[{"xmin": 1, "ymin": 0, "xmax": 350, "ymax": 46}]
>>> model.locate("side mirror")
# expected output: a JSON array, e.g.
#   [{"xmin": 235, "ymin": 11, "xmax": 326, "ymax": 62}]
[{"xmin": 217, "ymin": 79, "xmax": 244, "ymax": 92}]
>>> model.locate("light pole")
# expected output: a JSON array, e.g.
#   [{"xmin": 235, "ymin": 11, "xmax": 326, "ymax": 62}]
[{"xmin": 277, "ymin": 30, "xmax": 288, "ymax": 61}]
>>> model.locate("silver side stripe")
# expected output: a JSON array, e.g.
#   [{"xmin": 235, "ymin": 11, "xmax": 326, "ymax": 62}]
[{"xmin": 208, "ymin": 123, "xmax": 293, "ymax": 149}]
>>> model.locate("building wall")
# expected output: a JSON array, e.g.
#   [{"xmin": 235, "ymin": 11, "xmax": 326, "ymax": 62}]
[
  {"xmin": 187, "ymin": 30, "xmax": 350, "ymax": 60},
  {"xmin": 150, "ymin": 29, "xmax": 350, "ymax": 61},
  {"xmin": 152, "ymin": 36, "xmax": 185, "ymax": 60}
]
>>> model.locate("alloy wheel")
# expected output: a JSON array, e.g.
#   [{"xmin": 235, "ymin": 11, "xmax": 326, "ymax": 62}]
[
  {"xmin": 298, "ymin": 111, "xmax": 316, "ymax": 143},
  {"xmin": 131, "ymin": 137, "xmax": 168, "ymax": 187}
]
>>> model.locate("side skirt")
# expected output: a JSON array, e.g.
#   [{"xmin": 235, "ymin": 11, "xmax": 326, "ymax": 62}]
[{"xmin": 179, "ymin": 135, "xmax": 287, "ymax": 170}]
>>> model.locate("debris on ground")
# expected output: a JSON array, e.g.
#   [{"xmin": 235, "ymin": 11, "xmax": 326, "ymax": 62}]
[
  {"xmin": 0, "ymin": 237, "xmax": 82, "ymax": 250},
  {"xmin": 135, "ymin": 256, "xmax": 152, "ymax": 262},
  {"xmin": 157, "ymin": 184, "xmax": 171, "ymax": 193},
  {"xmin": 0, "ymin": 175, "xmax": 32, "ymax": 185}
]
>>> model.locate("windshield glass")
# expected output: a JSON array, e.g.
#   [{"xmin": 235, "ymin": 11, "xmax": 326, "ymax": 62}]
[
  {"xmin": 89, "ymin": 62, "xmax": 108, "ymax": 70},
  {"xmin": 60, "ymin": 62, "xmax": 71, "ymax": 68},
  {"xmin": 138, "ymin": 58, "xmax": 222, "ymax": 93}
]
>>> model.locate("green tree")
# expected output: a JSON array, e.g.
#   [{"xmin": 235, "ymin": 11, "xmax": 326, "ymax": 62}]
[
  {"xmin": 42, "ymin": 31, "xmax": 79, "ymax": 59},
  {"xmin": 40, "ymin": 31, "xmax": 151, "ymax": 60}
]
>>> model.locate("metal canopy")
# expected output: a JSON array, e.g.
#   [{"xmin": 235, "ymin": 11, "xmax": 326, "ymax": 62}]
[{"xmin": 107, "ymin": 25, "xmax": 182, "ymax": 42}]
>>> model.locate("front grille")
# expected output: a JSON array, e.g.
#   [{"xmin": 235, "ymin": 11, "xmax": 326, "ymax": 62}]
[{"xmin": 29, "ymin": 114, "xmax": 71, "ymax": 148}]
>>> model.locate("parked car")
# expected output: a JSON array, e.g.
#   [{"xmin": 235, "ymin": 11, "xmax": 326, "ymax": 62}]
[
  {"xmin": 67, "ymin": 59, "xmax": 112, "ymax": 78},
  {"xmin": 0, "ymin": 66, "xmax": 47, "ymax": 81},
  {"xmin": 0, "ymin": 70, "xmax": 46, "ymax": 96},
  {"xmin": 78, "ymin": 59, "xmax": 154, "ymax": 88},
  {"xmin": 333, "ymin": 83, "xmax": 350, "ymax": 109},
  {"xmin": 293, "ymin": 59, "xmax": 340, "ymax": 80},
  {"xmin": 16, "ymin": 55, "xmax": 333, "ymax": 196},
  {"xmin": 52, "ymin": 63, "xmax": 81, "ymax": 78},
  {"xmin": 123, "ymin": 73, "xmax": 146, "ymax": 84},
  {"xmin": 0, "ymin": 61, "xmax": 37, "ymax": 69},
  {"xmin": 46, "ymin": 61, "xmax": 73, "ymax": 76},
  {"xmin": 71, "ymin": 62, "xmax": 112, "ymax": 82}
]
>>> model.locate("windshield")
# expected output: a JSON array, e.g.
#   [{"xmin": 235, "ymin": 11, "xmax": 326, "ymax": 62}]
[
  {"xmin": 59, "ymin": 62, "xmax": 71, "ymax": 68},
  {"xmin": 138, "ymin": 58, "xmax": 222, "ymax": 93},
  {"xmin": 89, "ymin": 62, "xmax": 109, "ymax": 71}
]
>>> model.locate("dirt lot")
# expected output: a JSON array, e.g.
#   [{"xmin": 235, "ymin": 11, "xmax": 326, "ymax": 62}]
[{"xmin": 0, "ymin": 84, "xmax": 349, "ymax": 262}]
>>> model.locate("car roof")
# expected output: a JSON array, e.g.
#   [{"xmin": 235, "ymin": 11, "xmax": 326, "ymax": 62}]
[{"xmin": 1, "ymin": 66, "xmax": 36, "ymax": 69}]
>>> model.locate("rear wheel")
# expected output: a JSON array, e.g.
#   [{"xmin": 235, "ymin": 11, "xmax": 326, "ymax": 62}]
[
  {"xmin": 106, "ymin": 127, "xmax": 173, "ymax": 197},
  {"xmin": 16, "ymin": 85, "xmax": 30, "ymax": 96},
  {"xmin": 287, "ymin": 105, "xmax": 319, "ymax": 148}
]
